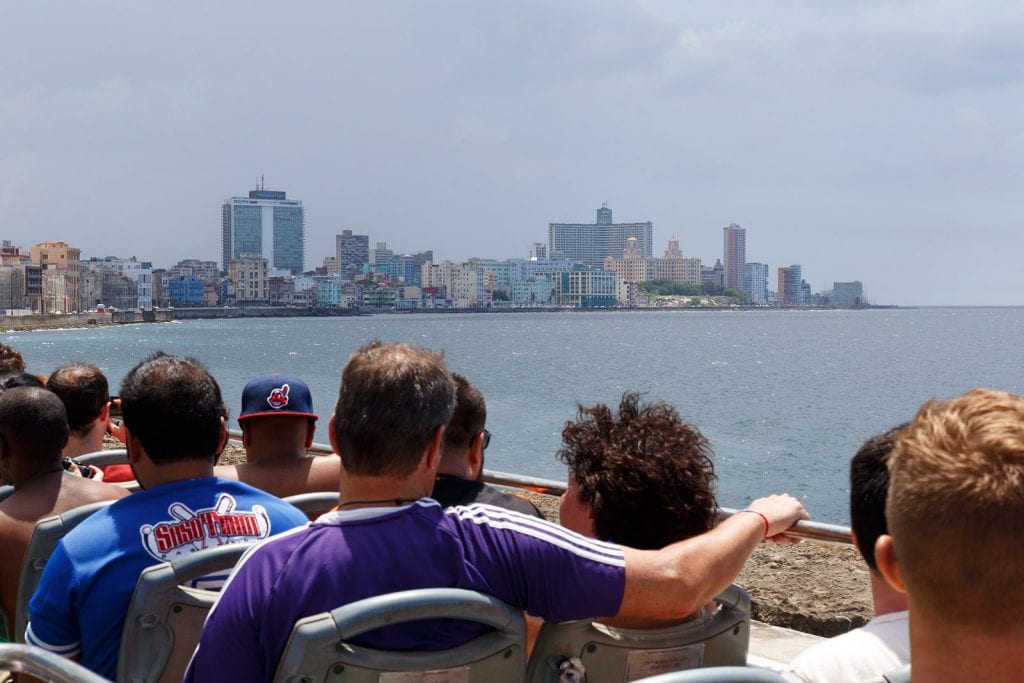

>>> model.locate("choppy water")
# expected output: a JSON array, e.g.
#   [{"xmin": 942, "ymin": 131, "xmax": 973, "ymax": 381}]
[{"xmin": 7, "ymin": 307, "xmax": 1023, "ymax": 524}]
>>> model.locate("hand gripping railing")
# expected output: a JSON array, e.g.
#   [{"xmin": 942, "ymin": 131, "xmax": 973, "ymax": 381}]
[{"xmin": 225, "ymin": 431, "xmax": 853, "ymax": 545}]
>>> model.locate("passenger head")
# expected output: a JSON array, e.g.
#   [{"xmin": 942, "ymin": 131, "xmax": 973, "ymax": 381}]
[
  {"xmin": 849, "ymin": 424, "xmax": 906, "ymax": 573},
  {"xmin": 0, "ymin": 373, "xmax": 45, "ymax": 391},
  {"xmin": 884, "ymin": 388, "xmax": 1024, "ymax": 633},
  {"xmin": 0, "ymin": 386, "xmax": 69, "ymax": 468},
  {"xmin": 441, "ymin": 374, "xmax": 487, "ymax": 462},
  {"xmin": 332, "ymin": 341, "xmax": 455, "ymax": 477},
  {"xmin": 46, "ymin": 363, "xmax": 110, "ymax": 438},
  {"xmin": 237, "ymin": 374, "xmax": 317, "ymax": 460},
  {"xmin": 119, "ymin": 352, "xmax": 226, "ymax": 464},
  {"xmin": 557, "ymin": 391, "xmax": 718, "ymax": 549},
  {"xmin": 0, "ymin": 343, "xmax": 26, "ymax": 374}
]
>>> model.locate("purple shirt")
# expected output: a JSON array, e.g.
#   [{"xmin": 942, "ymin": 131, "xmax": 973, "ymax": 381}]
[{"xmin": 185, "ymin": 499, "xmax": 626, "ymax": 682}]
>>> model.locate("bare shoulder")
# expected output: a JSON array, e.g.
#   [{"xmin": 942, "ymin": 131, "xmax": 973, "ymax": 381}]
[{"xmin": 59, "ymin": 475, "xmax": 131, "ymax": 506}]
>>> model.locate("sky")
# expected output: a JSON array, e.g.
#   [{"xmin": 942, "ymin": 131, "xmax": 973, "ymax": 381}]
[{"xmin": 2, "ymin": 1, "xmax": 1023, "ymax": 305}]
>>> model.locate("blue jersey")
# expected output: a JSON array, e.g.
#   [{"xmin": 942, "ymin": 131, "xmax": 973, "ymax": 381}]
[
  {"xmin": 26, "ymin": 477, "xmax": 308, "ymax": 680},
  {"xmin": 185, "ymin": 499, "xmax": 626, "ymax": 683}
]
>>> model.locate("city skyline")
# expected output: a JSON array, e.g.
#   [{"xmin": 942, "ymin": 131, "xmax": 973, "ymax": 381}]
[{"xmin": 3, "ymin": 2, "xmax": 1023, "ymax": 305}]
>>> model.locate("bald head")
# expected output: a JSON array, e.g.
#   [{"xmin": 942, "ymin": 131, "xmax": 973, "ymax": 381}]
[{"xmin": 0, "ymin": 386, "xmax": 70, "ymax": 463}]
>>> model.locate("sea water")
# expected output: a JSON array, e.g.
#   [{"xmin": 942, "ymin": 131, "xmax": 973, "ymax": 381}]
[{"xmin": 7, "ymin": 307, "xmax": 1023, "ymax": 524}]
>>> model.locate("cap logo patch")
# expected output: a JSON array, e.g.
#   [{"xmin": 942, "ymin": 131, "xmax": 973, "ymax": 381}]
[{"xmin": 267, "ymin": 384, "xmax": 290, "ymax": 410}]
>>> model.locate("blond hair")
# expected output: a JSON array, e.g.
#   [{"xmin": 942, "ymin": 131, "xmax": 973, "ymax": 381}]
[{"xmin": 887, "ymin": 388, "xmax": 1024, "ymax": 632}]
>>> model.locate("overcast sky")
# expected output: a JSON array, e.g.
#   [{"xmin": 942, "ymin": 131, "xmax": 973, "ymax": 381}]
[{"xmin": 2, "ymin": 1, "xmax": 1022, "ymax": 305}]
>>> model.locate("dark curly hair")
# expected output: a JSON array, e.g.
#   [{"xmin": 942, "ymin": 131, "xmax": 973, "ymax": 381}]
[{"xmin": 558, "ymin": 391, "xmax": 718, "ymax": 550}]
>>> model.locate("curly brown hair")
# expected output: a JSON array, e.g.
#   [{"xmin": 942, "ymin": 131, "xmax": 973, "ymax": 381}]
[{"xmin": 558, "ymin": 391, "xmax": 718, "ymax": 550}]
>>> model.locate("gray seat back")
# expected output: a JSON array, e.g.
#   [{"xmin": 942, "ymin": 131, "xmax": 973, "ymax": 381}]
[
  {"xmin": 283, "ymin": 491, "xmax": 339, "ymax": 520},
  {"xmin": 0, "ymin": 643, "xmax": 111, "ymax": 683},
  {"xmin": 73, "ymin": 449, "xmax": 129, "ymax": 466},
  {"xmin": 631, "ymin": 667, "xmax": 787, "ymax": 683},
  {"xmin": 15, "ymin": 500, "xmax": 115, "ymax": 643},
  {"xmin": 272, "ymin": 588, "xmax": 527, "ymax": 683},
  {"xmin": 116, "ymin": 542, "xmax": 253, "ymax": 683},
  {"xmin": 526, "ymin": 585, "xmax": 751, "ymax": 683}
]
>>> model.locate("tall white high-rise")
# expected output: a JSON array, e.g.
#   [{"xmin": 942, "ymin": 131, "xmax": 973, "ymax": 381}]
[{"xmin": 222, "ymin": 187, "xmax": 305, "ymax": 275}]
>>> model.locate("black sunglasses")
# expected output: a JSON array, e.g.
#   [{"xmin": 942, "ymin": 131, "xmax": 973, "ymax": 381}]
[{"xmin": 482, "ymin": 429, "xmax": 492, "ymax": 450}]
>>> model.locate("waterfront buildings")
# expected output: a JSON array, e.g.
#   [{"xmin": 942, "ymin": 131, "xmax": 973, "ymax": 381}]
[
  {"xmin": 221, "ymin": 189, "xmax": 305, "ymax": 275},
  {"xmin": 744, "ymin": 263, "xmax": 769, "ymax": 305},
  {"xmin": 722, "ymin": 224, "xmax": 746, "ymax": 293},
  {"xmin": 421, "ymin": 261, "xmax": 488, "ymax": 309},
  {"xmin": 603, "ymin": 237, "xmax": 703, "ymax": 304},
  {"xmin": 548, "ymin": 204, "xmax": 653, "ymax": 266},
  {"xmin": 336, "ymin": 230, "xmax": 369, "ymax": 281},
  {"xmin": 79, "ymin": 256, "xmax": 153, "ymax": 310}
]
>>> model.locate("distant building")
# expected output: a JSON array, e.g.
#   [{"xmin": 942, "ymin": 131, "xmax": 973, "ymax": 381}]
[
  {"xmin": 336, "ymin": 230, "xmax": 369, "ymax": 281},
  {"xmin": 228, "ymin": 254, "xmax": 269, "ymax": 305},
  {"xmin": 169, "ymin": 259, "xmax": 220, "ymax": 281},
  {"xmin": 702, "ymin": 259, "xmax": 725, "ymax": 288},
  {"xmin": 548, "ymin": 203, "xmax": 653, "ymax": 267},
  {"xmin": 529, "ymin": 242, "xmax": 547, "ymax": 260},
  {"xmin": 744, "ymin": 263, "xmax": 769, "ymax": 305},
  {"xmin": 420, "ymin": 261, "xmax": 487, "ymax": 309},
  {"xmin": 80, "ymin": 256, "xmax": 152, "ymax": 309},
  {"xmin": 169, "ymin": 276, "xmax": 206, "ymax": 306},
  {"xmin": 556, "ymin": 269, "xmax": 616, "ymax": 308},
  {"xmin": 777, "ymin": 264, "xmax": 804, "ymax": 306},
  {"xmin": 722, "ymin": 224, "xmax": 746, "ymax": 293},
  {"xmin": 832, "ymin": 281, "xmax": 864, "ymax": 307},
  {"xmin": 221, "ymin": 188, "xmax": 305, "ymax": 275},
  {"xmin": 31, "ymin": 241, "xmax": 80, "ymax": 313}
]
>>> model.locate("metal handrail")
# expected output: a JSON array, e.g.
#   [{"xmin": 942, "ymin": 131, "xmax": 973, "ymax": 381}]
[{"xmin": 224, "ymin": 430, "xmax": 853, "ymax": 545}]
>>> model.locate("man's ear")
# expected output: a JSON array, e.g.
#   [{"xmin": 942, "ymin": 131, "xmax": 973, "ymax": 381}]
[
  {"xmin": 424, "ymin": 425, "xmax": 445, "ymax": 472},
  {"xmin": 466, "ymin": 433, "xmax": 485, "ymax": 480},
  {"xmin": 328, "ymin": 413, "xmax": 340, "ymax": 456},
  {"xmin": 305, "ymin": 420, "xmax": 316, "ymax": 449},
  {"xmin": 124, "ymin": 426, "xmax": 142, "ymax": 465},
  {"xmin": 240, "ymin": 422, "xmax": 252, "ymax": 448},
  {"xmin": 99, "ymin": 402, "xmax": 110, "ymax": 423},
  {"xmin": 875, "ymin": 534, "xmax": 907, "ymax": 593}
]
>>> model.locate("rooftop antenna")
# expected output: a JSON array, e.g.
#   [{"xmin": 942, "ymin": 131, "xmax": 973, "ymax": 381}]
[{"xmin": 260, "ymin": 174, "xmax": 265, "ymax": 191}]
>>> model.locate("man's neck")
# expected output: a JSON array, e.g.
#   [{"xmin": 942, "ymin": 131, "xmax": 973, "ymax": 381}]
[
  {"xmin": 910, "ymin": 617, "xmax": 1024, "ymax": 683},
  {"xmin": 138, "ymin": 458, "xmax": 216, "ymax": 489},
  {"xmin": 63, "ymin": 430, "xmax": 107, "ymax": 458},
  {"xmin": 12, "ymin": 465, "xmax": 64, "ymax": 490},
  {"xmin": 870, "ymin": 572, "xmax": 909, "ymax": 616},
  {"xmin": 339, "ymin": 472, "xmax": 431, "ymax": 509}
]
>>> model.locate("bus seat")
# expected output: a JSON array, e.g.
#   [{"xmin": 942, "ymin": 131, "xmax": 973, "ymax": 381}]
[
  {"xmin": 526, "ymin": 585, "xmax": 751, "ymax": 683},
  {"xmin": 116, "ymin": 542, "xmax": 253, "ymax": 683},
  {"xmin": 15, "ymin": 500, "xmax": 115, "ymax": 643},
  {"xmin": 282, "ymin": 491, "xmax": 339, "ymax": 520},
  {"xmin": 630, "ymin": 666, "xmax": 787, "ymax": 682},
  {"xmin": 271, "ymin": 588, "xmax": 526, "ymax": 683},
  {"xmin": 0, "ymin": 643, "xmax": 111, "ymax": 683}
]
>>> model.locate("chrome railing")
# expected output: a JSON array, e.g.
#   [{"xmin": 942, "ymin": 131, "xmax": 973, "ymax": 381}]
[{"xmin": 225, "ymin": 431, "xmax": 853, "ymax": 545}]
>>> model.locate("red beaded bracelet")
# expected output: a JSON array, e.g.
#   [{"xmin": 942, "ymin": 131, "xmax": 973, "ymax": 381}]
[{"xmin": 739, "ymin": 509, "xmax": 770, "ymax": 538}]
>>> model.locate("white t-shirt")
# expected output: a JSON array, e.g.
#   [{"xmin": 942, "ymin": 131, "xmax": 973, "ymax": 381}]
[{"xmin": 782, "ymin": 610, "xmax": 910, "ymax": 683}]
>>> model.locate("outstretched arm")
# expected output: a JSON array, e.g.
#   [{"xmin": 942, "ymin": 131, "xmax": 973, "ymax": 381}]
[{"xmin": 617, "ymin": 494, "xmax": 808, "ymax": 619}]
